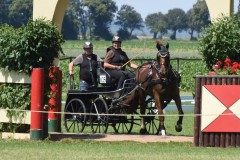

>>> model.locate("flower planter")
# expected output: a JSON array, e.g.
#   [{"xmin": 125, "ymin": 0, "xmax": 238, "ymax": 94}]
[
  {"xmin": 0, "ymin": 109, "xmax": 31, "ymax": 124},
  {"xmin": 194, "ymin": 75, "xmax": 240, "ymax": 147},
  {"xmin": 0, "ymin": 70, "xmax": 31, "ymax": 139},
  {"xmin": 0, "ymin": 132, "xmax": 30, "ymax": 139},
  {"xmin": 0, "ymin": 109, "xmax": 31, "ymax": 139},
  {"xmin": 0, "ymin": 70, "xmax": 31, "ymax": 83}
]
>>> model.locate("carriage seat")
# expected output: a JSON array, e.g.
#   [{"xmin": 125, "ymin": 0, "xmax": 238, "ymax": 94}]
[{"xmin": 97, "ymin": 61, "xmax": 118, "ymax": 90}]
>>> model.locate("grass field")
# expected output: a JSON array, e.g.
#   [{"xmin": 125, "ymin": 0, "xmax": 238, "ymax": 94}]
[
  {"xmin": 1, "ymin": 139, "xmax": 240, "ymax": 160},
  {"xmin": 62, "ymin": 39, "xmax": 200, "ymax": 58}
]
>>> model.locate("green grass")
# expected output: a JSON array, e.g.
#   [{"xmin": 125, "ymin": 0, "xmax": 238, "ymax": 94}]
[
  {"xmin": 62, "ymin": 39, "xmax": 200, "ymax": 58},
  {"xmin": 62, "ymin": 39, "xmax": 199, "ymax": 50},
  {"xmin": 0, "ymin": 139, "xmax": 240, "ymax": 160}
]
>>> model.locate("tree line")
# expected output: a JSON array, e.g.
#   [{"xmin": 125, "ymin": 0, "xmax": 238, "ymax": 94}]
[{"xmin": 1, "ymin": 0, "xmax": 240, "ymax": 40}]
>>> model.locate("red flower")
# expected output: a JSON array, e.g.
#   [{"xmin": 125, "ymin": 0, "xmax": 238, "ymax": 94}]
[
  {"xmin": 213, "ymin": 58, "xmax": 240, "ymax": 75},
  {"xmin": 50, "ymin": 84, "xmax": 58, "ymax": 91},
  {"xmin": 216, "ymin": 61, "xmax": 222, "ymax": 66},
  {"xmin": 48, "ymin": 67, "xmax": 59, "ymax": 108},
  {"xmin": 214, "ymin": 64, "xmax": 220, "ymax": 70},
  {"xmin": 224, "ymin": 58, "xmax": 231, "ymax": 64},
  {"xmin": 231, "ymin": 67, "xmax": 237, "ymax": 74},
  {"xmin": 48, "ymin": 97, "xmax": 57, "ymax": 107},
  {"xmin": 49, "ymin": 73, "xmax": 54, "ymax": 79},
  {"xmin": 50, "ymin": 91, "xmax": 57, "ymax": 99},
  {"xmin": 232, "ymin": 62, "xmax": 239, "ymax": 69},
  {"xmin": 223, "ymin": 66, "xmax": 228, "ymax": 69},
  {"xmin": 52, "ymin": 67, "xmax": 59, "ymax": 73}
]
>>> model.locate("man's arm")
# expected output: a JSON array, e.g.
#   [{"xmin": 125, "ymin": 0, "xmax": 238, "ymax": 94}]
[
  {"xmin": 129, "ymin": 62, "xmax": 138, "ymax": 69},
  {"xmin": 69, "ymin": 62, "xmax": 74, "ymax": 75},
  {"xmin": 69, "ymin": 54, "xmax": 83, "ymax": 75}
]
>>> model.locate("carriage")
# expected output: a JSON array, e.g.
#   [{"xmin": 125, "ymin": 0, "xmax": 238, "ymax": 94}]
[
  {"xmin": 64, "ymin": 62, "xmax": 160, "ymax": 134},
  {"xmin": 64, "ymin": 41, "xmax": 184, "ymax": 135}
]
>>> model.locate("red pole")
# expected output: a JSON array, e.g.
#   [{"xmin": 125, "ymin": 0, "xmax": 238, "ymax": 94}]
[
  {"xmin": 30, "ymin": 68, "xmax": 44, "ymax": 140},
  {"xmin": 48, "ymin": 67, "xmax": 59, "ymax": 132}
]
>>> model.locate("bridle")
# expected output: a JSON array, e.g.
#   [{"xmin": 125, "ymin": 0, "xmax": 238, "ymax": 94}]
[{"xmin": 157, "ymin": 51, "xmax": 170, "ymax": 76}]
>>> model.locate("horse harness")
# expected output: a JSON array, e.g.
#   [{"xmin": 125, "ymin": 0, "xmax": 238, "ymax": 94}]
[
  {"xmin": 127, "ymin": 49, "xmax": 180, "ymax": 95},
  {"xmin": 138, "ymin": 61, "xmax": 180, "ymax": 92}
]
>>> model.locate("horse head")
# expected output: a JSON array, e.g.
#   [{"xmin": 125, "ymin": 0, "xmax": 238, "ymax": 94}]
[{"xmin": 156, "ymin": 40, "xmax": 170, "ymax": 77}]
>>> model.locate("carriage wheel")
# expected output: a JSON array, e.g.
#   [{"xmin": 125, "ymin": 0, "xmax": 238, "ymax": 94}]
[
  {"xmin": 64, "ymin": 98, "xmax": 86, "ymax": 133},
  {"xmin": 90, "ymin": 98, "xmax": 109, "ymax": 133},
  {"xmin": 145, "ymin": 98, "xmax": 160, "ymax": 135},
  {"xmin": 111, "ymin": 108, "xmax": 134, "ymax": 134}
]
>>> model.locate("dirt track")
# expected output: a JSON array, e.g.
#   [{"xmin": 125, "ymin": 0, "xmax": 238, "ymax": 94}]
[{"xmin": 49, "ymin": 133, "xmax": 193, "ymax": 143}]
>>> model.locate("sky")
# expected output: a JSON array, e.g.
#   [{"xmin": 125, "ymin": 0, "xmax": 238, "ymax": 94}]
[{"xmin": 115, "ymin": 0, "xmax": 239, "ymax": 20}]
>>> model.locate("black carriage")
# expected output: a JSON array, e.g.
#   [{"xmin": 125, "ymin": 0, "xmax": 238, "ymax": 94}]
[{"xmin": 64, "ymin": 63, "xmax": 161, "ymax": 134}]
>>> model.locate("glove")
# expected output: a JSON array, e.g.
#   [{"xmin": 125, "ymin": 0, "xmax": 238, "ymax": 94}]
[{"xmin": 115, "ymin": 66, "xmax": 122, "ymax": 70}]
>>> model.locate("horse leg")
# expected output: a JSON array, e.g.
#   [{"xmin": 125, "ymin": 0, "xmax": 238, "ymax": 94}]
[
  {"xmin": 174, "ymin": 95, "xmax": 184, "ymax": 132},
  {"xmin": 154, "ymin": 95, "xmax": 166, "ymax": 136},
  {"xmin": 139, "ymin": 104, "xmax": 148, "ymax": 134},
  {"xmin": 139, "ymin": 93, "xmax": 148, "ymax": 134}
]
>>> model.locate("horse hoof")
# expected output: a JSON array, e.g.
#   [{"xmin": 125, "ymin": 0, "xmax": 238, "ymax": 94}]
[
  {"xmin": 140, "ymin": 128, "xmax": 148, "ymax": 135},
  {"xmin": 175, "ymin": 124, "xmax": 182, "ymax": 132},
  {"xmin": 161, "ymin": 129, "xmax": 166, "ymax": 136}
]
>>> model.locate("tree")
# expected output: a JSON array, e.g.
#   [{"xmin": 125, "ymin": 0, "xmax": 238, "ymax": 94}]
[
  {"xmin": 62, "ymin": 0, "xmax": 83, "ymax": 40},
  {"xmin": 8, "ymin": 0, "xmax": 33, "ymax": 28},
  {"xmin": 62, "ymin": 14, "xmax": 79, "ymax": 40},
  {"xmin": 238, "ymin": 0, "xmax": 240, "ymax": 13},
  {"xmin": 0, "ymin": 0, "xmax": 12, "ymax": 25},
  {"xmin": 115, "ymin": 5, "xmax": 143, "ymax": 39},
  {"xmin": 165, "ymin": 8, "xmax": 187, "ymax": 40},
  {"xmin": 236, "ymin": 0, "xmax": 240, "ymax": 16},
  {"xmin": 84, "ymin": 0, "xmax": 117, "ymax": 40},
  {"xmin": 186, "ymin": 9, "xmax": 195, "ymax": 40},
  {"xmin": 145, "ymin": 12, "xmax": 167, "ymax": 39},
  {"xmin": 0, "ymin": 0, "xmax": 33, "ymax": 28},
  {"xmin": 77, "ymin": 0, "xmax": 89, "ymax": 40},
  {"xmin": 186, "ymin": 0, "xmax": 210, "ymax": 40}
]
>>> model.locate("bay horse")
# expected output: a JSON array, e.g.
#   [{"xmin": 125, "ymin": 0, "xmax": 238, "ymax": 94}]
[{"xmin": 121, "ymin": 41, "xmax": 184, "ymax": 135}]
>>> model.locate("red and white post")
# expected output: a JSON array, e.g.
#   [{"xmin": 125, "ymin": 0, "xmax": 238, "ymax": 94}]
[{"xmin": 30, "ymin": 68, "xmax": 45, "ymax": 140}]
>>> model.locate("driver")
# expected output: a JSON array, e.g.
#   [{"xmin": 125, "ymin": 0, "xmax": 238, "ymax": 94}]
[
  {"xmin": 104, "ymin": 36, "xmax": 138, "ymax": 89},
  {"xmin": 69, "ymin": 42, "xmax": 102, "ymax": 90}
]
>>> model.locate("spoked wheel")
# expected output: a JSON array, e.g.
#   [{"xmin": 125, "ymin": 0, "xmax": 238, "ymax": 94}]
[
  {"xmin": 64, "ymin": 98, "xmax": 86, "ymax": 133},
  {"xmin": 90, "ymin": 98, "xmax": 109, "ymax": 133},
  {"xmin": 111, "ymin": 107, "xmax": 134, "ymax": 134},
  {"xmin": 145, "ymin": 98, "xmax": 160, "ymax": 135}
]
